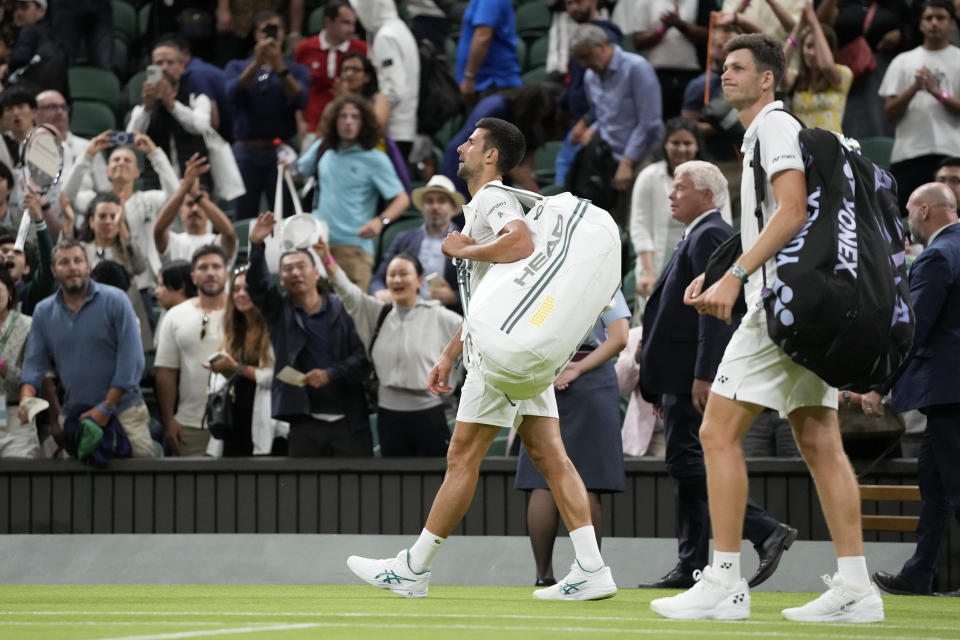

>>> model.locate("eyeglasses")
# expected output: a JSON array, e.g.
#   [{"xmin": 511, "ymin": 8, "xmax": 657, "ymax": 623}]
[
  {"xmin": 38, "ymin": 103, "xmax": 70, "ymax": 113},
  {"xmin": 200, "ymin": 313, "xmax": 209, "ymax": 340}
]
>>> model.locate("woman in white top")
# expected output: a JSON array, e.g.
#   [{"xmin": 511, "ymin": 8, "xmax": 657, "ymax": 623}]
[
  {"xmin": 629, "ymin": 117, "xmax": 733, "ymax": 300},
  {"xmin": 315, "ymin": 238, "xmax": 462, "ymax": 456}
]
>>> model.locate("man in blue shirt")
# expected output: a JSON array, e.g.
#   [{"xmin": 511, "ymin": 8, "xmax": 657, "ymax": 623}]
[
  {"xmin": 225, "ymin": 10, "xmax": 310, "ymax": 221},
  {"xmin": 569, "ymin": 23, "xmax": 664, "ymax": 216},
  {"xmin": 455, "ymin": 0, "xmax": 522, "ymax": 104},
  {"xmin": 19, "ymin": 237, "xmax": 154, "ymax": 458}
]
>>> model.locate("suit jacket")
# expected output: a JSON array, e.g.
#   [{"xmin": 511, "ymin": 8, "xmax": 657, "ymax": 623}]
[
  {"xmin": 639, "ymin": 210, "xmax": 736, "ymax": 399},
  {"xmin": 892, "ymin": 223, "xmax": 960, "ymax": 412},
  {"xmin": 369, "ymin": 225, "xmax": 462, "ymax": 312}
]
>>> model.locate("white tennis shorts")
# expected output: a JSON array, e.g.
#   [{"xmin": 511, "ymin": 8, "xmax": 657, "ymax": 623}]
[
  {"xmin": 456, "ymin": 369, "xmax": 558, "ymax": 429},
  {"xmin": 711, "ymin": 307, "xmax": 837, "ymax": 417}
]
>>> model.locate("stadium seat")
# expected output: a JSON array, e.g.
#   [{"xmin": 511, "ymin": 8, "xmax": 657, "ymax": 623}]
[
  {"xmin": 540, "ymin": 182, "xmax": 565, "ymax": 196},
  {"xmin": 521, "ymin": 65, "xmax": 549, "ymax": 84},
  {"xmin": 114, "ymin": 37, "xmax": 129, "ymax": 80},
  {"xmin": 534, "ymin": 140, "xmax": 562, "ymax": 185},
  {"xmin": 138, "ymin": 3, "xmax": 152, "ymax": 40},
  {"xmin": 70, "ymin": 101, "xmax": 117, "ymax": 138},
  {"xmin": 858, "ymin": 136, "xmax": 894, "ymax": 170},
  {"xmin": 125, "ymin": 70, "xmax": 146, "ymax": 110},
  {"xmin": 234, "ymin": 218, "xmax": 252, "ymax": 264},
  {"xmin": 515, "ymin": 39, "xmax": 527, "ymax": 72},
  {"xmin": 375, "ymin": 210, "xmax": 423, "ymax": 267},
  {"xmin": 112, "ymin": 0, "xmax": 137, "ymax": 44},
  {"xmin": 307, "ymin": 7, "xmax": 325, "ymax": 36},
  {"xmin": 526, "ymin": 35, "xmax": 549, "ymax": 71},
  {"xmin": 515, "ymin": 2, "xmax": 551, "ymax": 41},
  {"xmin": 622, "ymin": 32, "xmax": 639, "ymax": 55},
  {"xmin": 69, "ymin": 66, "xmax": 121, "ymax": 112},
  {"xmin": 433, "ymin": 113, "xmax": 464, "ymax": 151}
]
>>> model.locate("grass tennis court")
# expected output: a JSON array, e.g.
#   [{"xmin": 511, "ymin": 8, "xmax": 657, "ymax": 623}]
[{"xmin": 2, "ymin": 584, "xmax": 959, "ymax": 640}]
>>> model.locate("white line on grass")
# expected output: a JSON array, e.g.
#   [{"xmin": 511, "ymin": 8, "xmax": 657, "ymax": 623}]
[
  {"xmin": 96, "ymin": 623, "xmax": 322, "ymax": 640},
  {"xmin": 0, "ymin": 622, "xmax": 227, "ymax": 627},
  {"xmin": 2, "ymin": 611, "xmax": 954, "ymax": 634},
  {"xmin": 86, "ymin": 621, "xmax": 960, "ymax": 640}
]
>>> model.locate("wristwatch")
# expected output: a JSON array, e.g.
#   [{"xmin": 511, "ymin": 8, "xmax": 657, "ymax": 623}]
[
  {"xmin": 380, "ymin": 217, "xmax": 391, "ymax": 227},
  {"xmin": 842, "ymin": 390, "xmax": 852, "ymax": 405},
  {"xmin": 728, "ymin": 263, "xmax": 748, "ymax": 283}
]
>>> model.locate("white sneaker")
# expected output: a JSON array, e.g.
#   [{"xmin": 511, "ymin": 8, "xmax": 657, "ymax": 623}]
[
  {"xmin": 782, "ymin": 573, "xmax": 884, "ymax": 623},
  {"xmin": 346, "ymin": 549, "xmax": 430, "ymax": 598},
  {"xmin": 650, "ymin": 566, "xmax": 750, "ymax": 620},
  {"xmin": 533, "ymin": 561, "xmax": 617, "ymax": 601}
]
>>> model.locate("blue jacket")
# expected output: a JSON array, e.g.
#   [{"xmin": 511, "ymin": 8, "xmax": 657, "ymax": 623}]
[
  {"xmin": 639, "ymin": 210, "xmax": 736, "ymax": 399},
  {"xmin": 247, "ymin": 243, "xmax": 371, "ymax": 427},
  {"xmin": 892, "ymin": 223, "xmax": 960, "ymax": 412},
  {"xmin": 369, "ymin": 226, "xmax": 462, "ymax": 312}
]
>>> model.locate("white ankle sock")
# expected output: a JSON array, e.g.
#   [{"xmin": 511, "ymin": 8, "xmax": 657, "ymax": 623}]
[
  {"xmin": 712, "ymin": 551, "xmax": 741, "ymax": 585},
  {"xmin": 408, "ymin": 528, "xmax": 445, "ymax": 573},
  {"xmin": 837, "ymin": 556, "xmax": 870, "ymax": 591},
  {"xmin": 570, "ymin": 525, "xmax": 603, "ymax": 572}
]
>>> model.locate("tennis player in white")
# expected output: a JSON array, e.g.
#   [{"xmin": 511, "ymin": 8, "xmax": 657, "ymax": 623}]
[
  {"xmin": 346, "ymin": 117, "xmax": 617, "ymax": 601},
  {"xmin": 650, "ymin": 34, "xmax": 883, "ymax": 623}
]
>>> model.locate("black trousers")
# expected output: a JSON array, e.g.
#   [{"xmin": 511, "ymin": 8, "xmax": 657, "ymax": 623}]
[
  {"xmin": 377, "ymin": 405, "xmax": 450, "ymax": 457},
  {"xmin": 287, "ymin": 416, "xmax": 372, "ymax": 458},
  {"xmin": 901, "ymin": 403, "xmax": 960, "ymax": 590},
  {"xmin": 662, "ymin": 393, "xmax": 780, "ymax": 571}
]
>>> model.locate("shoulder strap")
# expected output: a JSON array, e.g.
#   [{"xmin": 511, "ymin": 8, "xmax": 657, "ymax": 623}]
[{"xmin": 368, "ymin": 303, "xmax": 393, "ymax": 353}]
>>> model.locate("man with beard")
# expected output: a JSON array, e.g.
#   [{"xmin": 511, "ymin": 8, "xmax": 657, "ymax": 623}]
[
  {"xmin": 154, "ymin": 245, "xmax": 229, "ymax": 456},
  {"xmin": 153, "ymin": 154, "xmax": 237, "ymax": 266},
  {"xmin": 19, "ymin": 237, "xmax": 154, "ymax": 457}
]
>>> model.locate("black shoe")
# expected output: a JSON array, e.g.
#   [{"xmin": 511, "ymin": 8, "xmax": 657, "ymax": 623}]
[
  {"xmin": 637, "ymin": 566, "xmax": 696, "ymax": 589},
  {"xmin": 934, "ymin": 588, "xmax": 960, "ymax": 597},
  {"xmin": 748, "ymin": 523, "xmax": 798, "ymax": 588},
  {"xmin": 873, "ymin": 570, "xmax": 931, "ymax": 596},
  {"xmin": 534, "ymin": 577, "xmax": 556, "ymax": 587}
]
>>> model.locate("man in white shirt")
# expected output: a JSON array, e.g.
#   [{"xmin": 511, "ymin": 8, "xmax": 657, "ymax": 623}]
[
  {"xmin": 880, "ymin": 0, "xmax": 960, "ymax": 214},
  {"xmin": 128, "ymin": 38, "xmax": 213, "ymax": 193},
  {"xmin": 35, "ymin": 89, "xmax": 110, "ymax": 208},
  {"xmin": 154, "ymin": 245, "xmax": 229, "ymax": 456},
  {"xmin": 63, "ymin": 131, "xmax": 179, "ymax": 303},
  {"xmin": 349, "ymin": 0, "xmax": 420, "ymax": 155},
  {"xmin": 651, "ymin": 33, "xmax": 884, "ymax": 623},
  {"xmin": 153, "ymin": 154, "xmax": 237, "ymax": 265},
  {"xmin": 346, "ymin": 117, "xmax": 618, "ymax": 602}
]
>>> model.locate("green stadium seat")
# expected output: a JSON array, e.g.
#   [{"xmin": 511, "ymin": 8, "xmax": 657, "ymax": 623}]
[
  {"xmin": 434, "ymin": 113, "xmax": 464, "ymax": 151},
  {"xmin": 534, "ymin": 140, "xmax": 562, "ymax": 185},
  {"xmin": 114, "ymin": 37, "xmax": 129, "ymax": 80},
  {"xmin": 125, "ymin": 70, "xmax": 146, "ymax": 110},
  {"xmin": 375, "ymin": 210, "xmax": 423, "ymax": 267},
  {"xmin": 521, "ymin": 65, "xmax": 549, "ymax": 84},
  {"xmin": 526, "ymin": 35, "xmax": 549, "ymax": 71},
  {"xmin": 307, "ymin": 7, "xmax": 325, "ymax": 36},
  {"xmin": 515, "ymin": 38, "xmax": 527, "ymax": 71},
  {"xmin": 112, "ymin": 0, "xmax": 137, "ymax": 44},
  {"xmin": 138, "ymin": 4, "xmax": 152, "ymax": 40},
  {"xmin": 540, "ymin": 182, "xmax": 565, "ymax": 196},
  {"xmin": 234, "ymin": 218, "xmax": 252, "ymax": 264},
  {"xmin": 622, "ymin": 32, "xmax": 639, "ymax": 55},
  {"xmin": 515, "ymin": 2, "xmax": 551, "ymax": 41},
  {"xmin": 70, "ymin": 101, "xmax": 117, "ymax": 138},
  {"xmin": 69, "ymin": 66, "xmax": 121, "ymax": 112},
  {"xmin": 858, "ymin": 136, "xmax": 894, "ymax": 170}
]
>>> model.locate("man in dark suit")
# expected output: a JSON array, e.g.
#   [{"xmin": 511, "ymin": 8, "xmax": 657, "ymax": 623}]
[
  {"xmin": 870, "ymin": 182, "xmax": 960, "ymax": 596},
  {"xmin": 370, "ymin": 174, "xmax": 463, "ymax": 312},
  {"xmin": 637, "ymin": 160, "xmax": 797, "ymax": 589}
]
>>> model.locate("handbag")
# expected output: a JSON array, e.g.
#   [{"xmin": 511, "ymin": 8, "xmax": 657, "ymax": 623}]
[
  {"xmin": 702, "ymin": 232, "xmax": 747, "ymax": 315},
  {"xmin": 202, "ymin": 369, "xmax": 242, "ymax": 440},
  {"xmin": 837, "ymin": 2, "xmax": 878, "ymax": 86},
  {"xmin": 564, "ymin": 135, "xmax": 618, "ymax": 213}
]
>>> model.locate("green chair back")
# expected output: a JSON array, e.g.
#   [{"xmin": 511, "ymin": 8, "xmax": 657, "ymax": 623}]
[
  {"xmin": 112, "ymin": 0, "xmax": 137, "ymax": 43},
  {"xmin": 70, "ymin": 101, "xmax": 118, "ymax": 138},
  {"xmin": 527, "ymin": 35, "xmax": 549, "ymax": 71},
  {"xmin": 69, "ymin": 66, "xmax": 121, "ymax": 111},
  {"xmin": 534, "ymin": 140, "xmax": 562, "ymax": 185},
  {"xmin": 858, "ymin": 136, "xmax": 895, "ymax": 170},
  {"xmin": 515, "ymin": 2, "xmax": 551, "ymax": 41},
  {"xmin": 307, "ymin": 7, "xmax": 325, "ymax": 36}
]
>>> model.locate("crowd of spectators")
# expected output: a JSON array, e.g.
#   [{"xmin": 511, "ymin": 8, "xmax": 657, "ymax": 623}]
[{"xmin": 0, "ymin": 0, "xmax": 954, "ymax": 466}]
